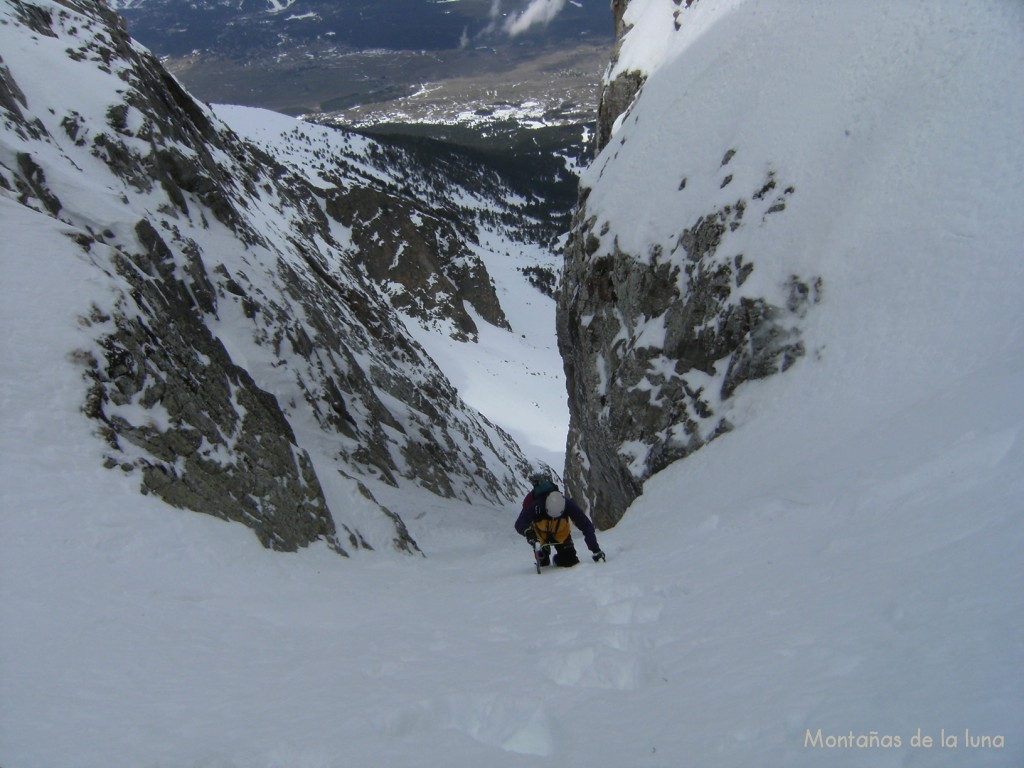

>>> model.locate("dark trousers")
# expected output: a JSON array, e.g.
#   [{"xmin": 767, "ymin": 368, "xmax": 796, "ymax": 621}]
[{"xmin": 538, "ymin": 538, "xmax": 579, "ymax": 567}]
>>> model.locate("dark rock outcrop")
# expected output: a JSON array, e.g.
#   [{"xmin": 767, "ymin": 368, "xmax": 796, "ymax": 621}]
[
  {"xmin": 324, "ymin": 186, "xmax": 509, "ymax": 341},
  {"xmin": 595, "ymin": 0, "xmax": 645, "ymax": 153}
]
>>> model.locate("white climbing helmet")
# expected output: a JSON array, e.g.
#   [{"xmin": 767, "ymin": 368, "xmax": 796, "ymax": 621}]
[{"xmin": 545, "ymin": 491, "xmax": 566, "ymax": 518}]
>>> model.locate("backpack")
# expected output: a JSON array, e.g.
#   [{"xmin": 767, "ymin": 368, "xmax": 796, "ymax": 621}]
[
  {"xmin": 521, "ymin": 479, "xmax": 559, "ymax": 514},
  {"xmin": 523, "ymin": 481, "xmax": 571, "ymax": 544}
]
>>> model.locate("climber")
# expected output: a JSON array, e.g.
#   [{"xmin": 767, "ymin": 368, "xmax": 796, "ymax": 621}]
[{"xmin": 515, "ymin": 475, "xmax": 606, "ymax": 568}]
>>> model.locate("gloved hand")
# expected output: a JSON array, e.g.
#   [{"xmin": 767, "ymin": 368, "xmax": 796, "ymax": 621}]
[
  {"xmin": 525, "ymin": 527, "xmax": 538, "ymax": 546},
  {"xmin": 592, "ymin": 550, "xmax": 606, "ymax": 563}
]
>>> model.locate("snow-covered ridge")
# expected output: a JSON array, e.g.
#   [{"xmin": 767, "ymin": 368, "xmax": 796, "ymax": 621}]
[
  {"xmin": 0, "ymin": 0, "xmax": 551, "ymax": 554},
  {"xmin": 561, "ymin": 0, "xmax": 1024, "ymax": 526}
]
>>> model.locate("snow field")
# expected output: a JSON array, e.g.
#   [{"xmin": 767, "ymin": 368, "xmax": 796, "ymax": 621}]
[
  {"xmin": 403, "ymin": 227, "xmax": 569, "ymax": 472},
  {"xmin": 4, "ymin": 243, "xmax": 1020, "ymax": 765},
  {"xmin": 3, "ymin": 0, "xmax": 1024, "ymax": 765}
]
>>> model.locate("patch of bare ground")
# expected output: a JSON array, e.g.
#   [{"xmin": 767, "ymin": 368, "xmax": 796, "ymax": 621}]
[{"xmin": 163, "ymin": 41, "xmax": 609, "ymax": 122}]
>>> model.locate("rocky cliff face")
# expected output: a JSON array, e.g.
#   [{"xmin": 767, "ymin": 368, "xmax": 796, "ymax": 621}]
[
  {"xmin": 1, "ymin": 0, "xmax": 535, "ymax": 553},
  {"xmin": 560, "ymin": 0, "xmax": 821, "ymax": 528},
  {"xmin": 323, "ymin": 181, "xmax": 509, "ymax": 342},
  {"xmin": 595, "ymin": 0, "xmax": 644, "ymax": 153}
]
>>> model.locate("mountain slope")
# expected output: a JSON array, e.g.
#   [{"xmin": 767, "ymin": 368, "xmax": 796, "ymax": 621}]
[
  {"xmin": 1, "ymin": 1, "xmax": 1022, "ymax": 767},
  {"xmin": 0, "ymin": 0, "xmax": 552, "ymax": 553},
  {"xmin": 560, "ymin": 0, "xmax": 1024, "ymax": 526}
]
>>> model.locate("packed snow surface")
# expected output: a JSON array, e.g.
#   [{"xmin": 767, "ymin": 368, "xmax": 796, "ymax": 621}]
[{"xmin": 2, "ymin": 0, "xmax": 1023, "ymax": 766}]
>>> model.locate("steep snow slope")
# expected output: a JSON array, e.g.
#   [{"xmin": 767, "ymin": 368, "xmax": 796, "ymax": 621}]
[
  {"xmin": 560, "ymin": 0, "xmax": 1024, "ymax": 525},
  {"xmin": 2, "ymin": 1, "xmax": 1022, "ymax": 767},
  {"xmin": 0, "ymin": 0, "xmax": 566, "ymax": 554},
  {"xmin": 2, "ymin": 215, "xmax": 1020, "ymax": 767},
  {"xmin": 213, "ymin": 103, "xmax": 570, "ymax": 470}
]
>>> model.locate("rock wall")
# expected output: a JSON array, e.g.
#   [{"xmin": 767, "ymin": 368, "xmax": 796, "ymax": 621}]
[
  {"xmin": 559, "ymin": 1, "xmax": 820, "ymax": 528},
  {"xmin": 324, "ymin": 185, "xmax": 509, "ymax": 341},
  {"xmin": 595, "ymin": 0, "xmax": 645, "ymax": 153}
]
